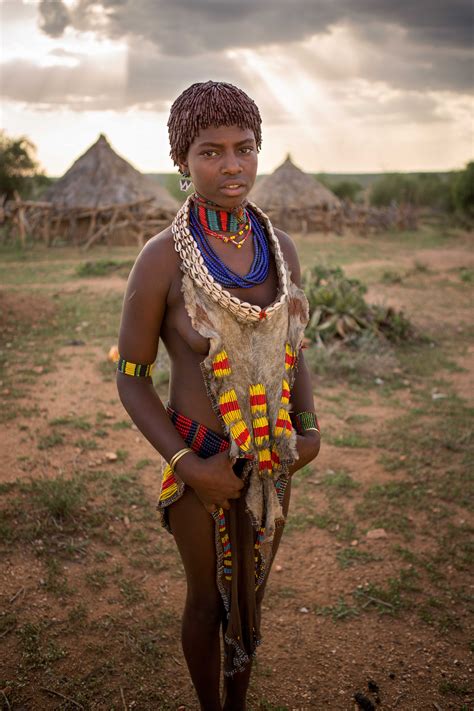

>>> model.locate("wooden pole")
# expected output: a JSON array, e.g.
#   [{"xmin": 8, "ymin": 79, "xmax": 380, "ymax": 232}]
[{"xmin": 13, "ymin": 192, "xmax": 26, "ymax": 247}]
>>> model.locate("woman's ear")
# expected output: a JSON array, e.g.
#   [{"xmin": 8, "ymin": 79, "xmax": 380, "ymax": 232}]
[{"xmin": 178, "ymin": 158, "xmax": 190, "ymax": 177}]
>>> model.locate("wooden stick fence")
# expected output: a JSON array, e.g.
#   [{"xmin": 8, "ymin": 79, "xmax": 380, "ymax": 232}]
[
  {"xmin": 1, "ymin": 197, "xmax": 418, "ymax": 247},
  {"xmin": 1, "ymin": 196, "xmax": 173, "ymax": 249}
]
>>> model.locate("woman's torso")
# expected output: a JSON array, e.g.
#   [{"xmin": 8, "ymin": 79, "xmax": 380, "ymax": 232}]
[{"xmin": 160, "ymin": 223, "xmax": 280, "ymax": 433}]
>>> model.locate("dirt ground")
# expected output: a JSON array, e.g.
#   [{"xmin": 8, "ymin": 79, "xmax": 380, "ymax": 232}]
[{"xmin": 0, "ymin": 226, "xmax": 473, "ymax": 711}]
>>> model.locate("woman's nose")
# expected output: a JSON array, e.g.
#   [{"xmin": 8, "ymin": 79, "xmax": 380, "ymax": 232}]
[{"xmin": 221, "ymin": 153, "xmax": 243, "ymax": 174}]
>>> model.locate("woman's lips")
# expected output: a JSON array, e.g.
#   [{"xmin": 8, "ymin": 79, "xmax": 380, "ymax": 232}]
[{"xmin": 219, "ymin": 183, "xmax": 246, "ymax": 196}]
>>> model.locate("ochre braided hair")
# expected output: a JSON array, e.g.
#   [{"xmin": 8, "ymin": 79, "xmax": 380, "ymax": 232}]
[{"xmin": 168, "ymin": 81, "xmax": 262, "ymax": 166}]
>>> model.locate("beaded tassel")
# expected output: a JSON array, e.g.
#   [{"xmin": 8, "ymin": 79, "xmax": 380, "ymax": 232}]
[
  {"xmin": 212, "ymin": 349, "xmax": 232, "ymax": 377},
  {"xmin": 218, "ymin": 389, "xmax": 251, "ymax": 452}
]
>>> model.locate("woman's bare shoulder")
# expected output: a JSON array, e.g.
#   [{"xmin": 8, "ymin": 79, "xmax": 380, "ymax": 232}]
[
  {"xmin": 273, "ymin": 227, "xmax": 301, "ymax": 285},
  {"xmin": 134, "ymin": 225, "xmax": 179, "ymax": 276},
  {"xmin": 130, "ymin": 226, "xmax": 179, "ymax": 286}
]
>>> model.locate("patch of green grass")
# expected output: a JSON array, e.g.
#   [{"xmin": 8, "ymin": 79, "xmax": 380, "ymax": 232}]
[
  {"xmin": 17, "ymin": 622, "xmax": 66, "ymax": 669},
  {"xmin": 19, "ymin": 475, "xmax": 86, "ymax": 522},
  {"xmin": 457, "ymin": 266, "xmax": 474, "ymax": 283},
  {"xmin": 50, "ymin": 415, "xmax": 91, "ymax": 430},
  {"xmin": 119, "ymin": 579, "xmax": 146, "ymax": 606},
  {"xmin": 321, "ymin": 470, "xmax": 361, "ymax": 495},
  {"xmin": 397, "ymin": 342, "xmax": 463, "ymax": 378},
  {"xmin": 0, "ymin": 406, "xmax": 19, "ymax": 424},
  {"xmin": 381, "ymin": 269, "xmax": 404, "ymax": 284},
  {"xmin": 306, "ymin": 337, "xmax": 398, "ymax": 386},
  {"xmin": 74, "ymin": 437, "xmax": 99, "ymax": 451},
  {"xmin": 85, "ymin": 569, "xmax": 108, "ymax": 590},
  {"xmin": 37, "ymin": 432, "xmax": 64, "ymax": 450},
  {"xmin": 68, "ymin": 603, "xmax": 88, "ymax": 626},
  {"xmin": 336, "ymin": 547, "xmax": 378, "ymax": 569},
  {"xmin": 93, "ymin": 428, "xmax": 108, "ymax": 439},
  {"xmin": 326, "ymin": 432, "xmax": 370, "ymax": 448},
  {"xmin": 378, "ymin": 396, "xmax": 473, "ymax": 502},
  {"xmin": 111, "ymin": 419, "xmax": 132, "ymax": 430},
  {"xmin": 353, "ymin": 567, "xmax": 421, "ymax": 615},
  {"xmin": 115, "ymin": 448, "xmax": 129, "ymax": 463},
  {"xmin": 96, "ymin": 411, "xmax": 114, "ymax": 424},
  {"xmin": 130, "ymin": 528, "xmax": 149, "ymax": 543},
  {"xmin": 0, "ymin": 481, "xmax": 16, "ymax": 495},
  {"xmin": 438, "ymin": 679, "xmax": 470, "ymax": 697},
  {"xmin": 412, "ymin": 260, "xmax": 430, "ymax": 273},
  {"xmin": 135, "ymin": 458, "xmax": 151, "ymax": 470},
  {"xmin": 44, "ymin": 557, "xmax": 71, "ymax": 595},
  {"xmin": 285, "ymin": 510, "xmax": 333, "ymax": 533},
  {"xmin": 344, "ymin": 414, "xmax": 372, "ymax": 425},
  {"xmin": 75, "ymin": 258, "xmax": 134, "ymax": 278},
  {"xmin": 316, "ymin": 597, "xmax": 359, "ymax": 621}
]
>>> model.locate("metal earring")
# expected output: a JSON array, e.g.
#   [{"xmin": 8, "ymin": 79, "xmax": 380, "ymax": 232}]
[{"xmin": 179, "ymin": 169, "xmax": 192, "ymax": 193}]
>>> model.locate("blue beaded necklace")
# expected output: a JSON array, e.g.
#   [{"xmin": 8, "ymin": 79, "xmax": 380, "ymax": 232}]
[{"xmin": 189, "ymin": 201, "xmax": 270, "ymax": 289}]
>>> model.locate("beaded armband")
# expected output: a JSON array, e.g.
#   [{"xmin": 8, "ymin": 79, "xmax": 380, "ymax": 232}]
[
  {"xmin": 293, "ymin": 411, "xmax": 320, "ymax": 435},
  {"xmin": 117, "ymin": 356, "xmax": 154, "ymax": 377}
]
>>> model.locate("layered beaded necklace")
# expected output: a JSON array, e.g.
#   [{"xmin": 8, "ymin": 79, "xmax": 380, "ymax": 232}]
[
  {"xmin": 172, "ymin": 196, "xmax": 289, "ymax": 323},
  {"xmin": 190, "ymin": 193, "xmax": 270, "ymax": 289},
  {"xmin": 193, "ymin": 193, "xmax": 251, "ymax": 249}
]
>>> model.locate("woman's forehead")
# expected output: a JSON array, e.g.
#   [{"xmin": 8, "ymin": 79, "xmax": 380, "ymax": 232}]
[{"xmin": 191, "ymin": 124, "xmax": 256, "ymax": 147}]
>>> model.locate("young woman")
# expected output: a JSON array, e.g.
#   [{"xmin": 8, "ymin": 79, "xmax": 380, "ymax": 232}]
[{"xmin": 117, "ymin": 81, "xmax": 320, "ymax": 711}]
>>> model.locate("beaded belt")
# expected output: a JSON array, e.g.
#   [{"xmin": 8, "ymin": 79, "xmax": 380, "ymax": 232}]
[{"xmin": 166, "ymin": 405, "xmax": 230, "ymax": 457}]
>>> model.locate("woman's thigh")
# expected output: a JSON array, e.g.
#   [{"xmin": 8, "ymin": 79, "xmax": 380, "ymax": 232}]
[{"xmin": 168, "ymin": 486, "xmax": 223, "ymax": 612}]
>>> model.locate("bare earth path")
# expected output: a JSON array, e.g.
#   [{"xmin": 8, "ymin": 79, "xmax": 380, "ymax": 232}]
[{"xmin": 0, "ymin": 229, "xmax": 473, "ymax": 710}]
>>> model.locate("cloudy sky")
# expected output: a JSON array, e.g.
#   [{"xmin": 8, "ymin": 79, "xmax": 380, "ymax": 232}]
[{"xmin": 1, "ymin": 0, "xmax": 472, "ymax": 176}]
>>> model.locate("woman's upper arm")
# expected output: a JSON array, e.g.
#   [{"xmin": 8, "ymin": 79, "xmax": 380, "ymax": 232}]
[
  {"xmin": 274, "ymin": 228, "xmax": 302, "ymax": 287},
  {"xmin": 118, "ymin": 229, "xmax": 177, "ymax": 363}
]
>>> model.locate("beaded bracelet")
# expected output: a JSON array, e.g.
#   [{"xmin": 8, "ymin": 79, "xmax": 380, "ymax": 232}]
[
  {"xmin": 294, "ymin": 411, "xmax": 320, "ymax": 435},
  {"xmin": 117, "ymin": 355, "xmax": 154, "ymax": 377}
]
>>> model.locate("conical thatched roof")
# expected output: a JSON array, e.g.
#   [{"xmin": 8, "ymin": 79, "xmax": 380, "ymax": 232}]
[
  {"xmin": 44, "ymin": 134, "xmax": 178, "ymax": 211},
  {"xmin": 250, "ymin": 154, "xmax": 340, "ymax": 210}
]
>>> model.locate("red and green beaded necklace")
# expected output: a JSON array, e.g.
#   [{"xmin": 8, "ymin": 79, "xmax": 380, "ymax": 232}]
[{"xmin": 193, "ymin": 192, "xmax": 251, "ymax": 249}]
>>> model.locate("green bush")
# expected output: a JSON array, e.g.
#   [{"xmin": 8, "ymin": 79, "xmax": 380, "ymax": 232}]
[
  {"xmin": 451, "ymin": 161, "xmax": 474, "ymax": 218},
  {"xmin": 0, "ymin": 130, "xmax": 50, "ymax": 200},
  {"xmin": 330, "ymin": 180, "xmax": 363, "ymax": 202},
  {"xmin": 303, "ymin": 264, "xmax": 415, "ymax": 345},
  {"xmin": 370, "ymin": 172, "xmax": 453, "ymax": 210}
]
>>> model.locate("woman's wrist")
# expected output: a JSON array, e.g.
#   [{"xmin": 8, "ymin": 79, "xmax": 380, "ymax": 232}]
[{"xmin": 173, "ymin": 451, "xmax": 203, "ymax": 487}]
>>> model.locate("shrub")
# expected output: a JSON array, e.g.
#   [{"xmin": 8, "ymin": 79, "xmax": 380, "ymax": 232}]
[{"xmin": 303, "ymin": 264, "xmax": 415, "ymax": 345}]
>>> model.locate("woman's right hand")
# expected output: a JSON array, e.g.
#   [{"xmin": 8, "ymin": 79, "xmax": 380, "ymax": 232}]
[{"xmin": 175, "ymin": 450, "xmax": 244, "ymax": 514}]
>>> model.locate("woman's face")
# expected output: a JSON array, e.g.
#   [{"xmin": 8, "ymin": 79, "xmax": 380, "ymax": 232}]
[{"xmin": 180, "ymin": 124, "xmax": 258, "ymax": 209}]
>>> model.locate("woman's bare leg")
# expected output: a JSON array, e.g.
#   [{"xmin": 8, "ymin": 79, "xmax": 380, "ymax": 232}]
[
  {"xmin": 222, "ymin": 480, "xmax": 292, "ymax": 711},
  {"xmin": 168, "ymin": 487, "xmax": 225, "ymax": 711}
]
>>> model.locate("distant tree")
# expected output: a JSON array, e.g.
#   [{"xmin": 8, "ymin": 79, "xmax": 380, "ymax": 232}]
[
  {"xmin": 370, "ymin": 173, "xmax": 419, "ymax": 207},
  {"xmin": 330, "ymin": 180, "xmax": 362, "ymax": 202},
  {"xmin": 0, "ymin": 131, "xmax": 50, "ymax": 200},
  {"xmin": 451, "ymin": 161, "xmax": 474, "ymax": 218},
  {"xmin": 370, "ymin": 170, "xmax": 467, "ymax": 212}
]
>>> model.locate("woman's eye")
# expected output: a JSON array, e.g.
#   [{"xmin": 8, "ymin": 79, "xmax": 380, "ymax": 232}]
[
  {"xmin": 202, "ymin": 150, "xmax": 218, "ymax": 157},
  {"xmin": 240, "ymin": 147, "xmax": 254, "ymax": 154}
]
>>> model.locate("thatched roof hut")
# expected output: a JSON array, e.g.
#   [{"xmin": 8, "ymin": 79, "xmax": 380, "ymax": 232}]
[
  {"xmin": 42, "ymin": 134, "xmax": 179, "ymax": 246},
  {"xmin": 44, "ymin": 134, "xmax": 178, "ymax": 211},
  {"xmin": 250, "ymin": 155, "xmax": 340, "ymax": 232}
]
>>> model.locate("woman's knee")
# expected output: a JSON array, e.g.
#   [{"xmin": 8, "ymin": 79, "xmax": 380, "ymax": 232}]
[{"xmin": 185, "ymin": 589, "xmax": 223, "ymax": 626}]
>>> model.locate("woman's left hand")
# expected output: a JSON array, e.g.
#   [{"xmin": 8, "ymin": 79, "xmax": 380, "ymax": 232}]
[{"xmin": 288, "ymin": 432, "xmax": 320, "ymax": 476}]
